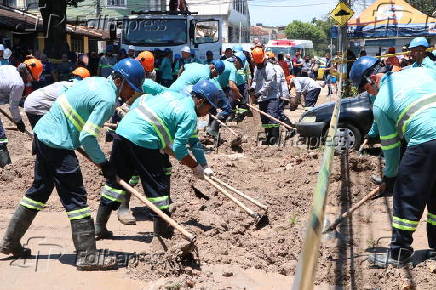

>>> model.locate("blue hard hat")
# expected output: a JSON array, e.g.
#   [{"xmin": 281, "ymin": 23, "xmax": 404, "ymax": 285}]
[
  {"xmin": 234, "ymin": 51, "xmax": 246, "ymax": 64},
  {"xmin": 233, "ymin": 44, "xmax": 243, "ymax": 52},
  {"xmin": 409, "ymin": 37, "xmax": 429, "ymax": 49},
  {"xmin": 211, "ymin": 60, "xmax": 225, "ymax": 74},
  {"xmin": 192, "ymin": 80, "xmax": 224, "ymax": 109},
  {"xmin": 174, "ymin": 53, "xmax": 181, "ymax": 60},
  {"xmin": 112, "ymin": 58, "xmax": 145, "ymax": 93},
  {"xmin": 349, "ymin": 56, "xmax": 379, "ymax": 87}
]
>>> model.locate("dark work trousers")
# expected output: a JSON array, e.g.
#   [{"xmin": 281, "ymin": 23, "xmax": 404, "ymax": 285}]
[
  {"xmin": 305, "ymin": 88, "xmax": 321, "ymax": 107},
  {"xmin": 106, "ymin": 99, "xmax": 123, "ymax": 142},
  {"xmin": 100, "ymin": 134, "xmax": 172, "ymax": 215},
  {"xmin": 259, "ymin": 99, "xmax": 280, "ymax": 129},
  {"xmin": 26, "ymin": 112, "xmax": 43, "ymax": 129},
  {"xmin": 0, "ymin": 117, "xmax": 7, "ymax": 145},
  {"xmin": 26, "ymin": 113, "xmax": 44, "ymax": 155},
  {"xmin": 21, "ymin": 136, "xmax": 91, "ymax": 220},
  {"xmin": 391, "ymin": 139, "xmax": 436, "ymax": 257},
  {"xmin": 207, "ymin": 89, "xmax": 232, "ymax": 136},
  {"xmin": 278, "ymin": 99, "xmax": 291, "ymax": 124}
]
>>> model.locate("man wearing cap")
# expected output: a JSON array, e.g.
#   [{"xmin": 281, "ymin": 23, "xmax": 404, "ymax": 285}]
[
  {"xmin": 180, "ymin": 46, "xmax": 196, "ymax": 71},
  {"xmin": 0, "ymin": 58, "xmax": 43, "ymax": 167},
  {"xmin": 128, "ymin": 45, "xmax": 136, "ymax": 58},
  {"xmin": 98, "ymin": 45, "xmax": 118, "ymax": 77},
  {"xmin": 169, "ymin": 60, "xmax": 224, "ymax": 95},
  {"xmin": 0, "ymin": 58, "xmax": 145, "ymax": 271},
  {"xmin": 408, "ymin": 37, "xmax": 435, "ymax": 69}
]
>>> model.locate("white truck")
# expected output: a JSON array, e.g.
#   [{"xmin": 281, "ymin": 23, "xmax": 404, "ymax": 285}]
[{"xmin": 120, "ymin": 11, "xmax": 222, "ymax": 62}]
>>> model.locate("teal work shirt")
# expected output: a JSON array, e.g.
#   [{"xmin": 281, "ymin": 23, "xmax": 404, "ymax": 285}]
[
  {"xmin": 116, "ymin": 91, "xmax": 207, "ymax": 165},
  {"xmin": 169, "ymin": 63, "xmax": 211, "ymax": 95},
  {"xmin": 215, "ymin": 60, "xmax": 237, "ymax": 89},
  {"xmin": 412, "ymin": 56, "xmax": 436, "ymax": 69},
  {"xmin": 159, "ymin": 57, "xmax": 173, "ymax": 81},
  {"xmin": 34, "ymin": 77, "xmax": 117, "ymax": 164},
  {"xmin": 142, "ymin": 79, "xmax": 166, "ymax": 95},
  {"xmin": 373, "ymin": 67, "xmax": 436, "ymax": 177}
]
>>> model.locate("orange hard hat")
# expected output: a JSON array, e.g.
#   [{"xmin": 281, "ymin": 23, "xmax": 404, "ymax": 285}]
[
  {"xmin": 136, "ymin": 51, "xmax": 154, "ymax": 72},
  {"xmin": 23, "ymin": 58, "xmax": 43, "ymax": 81},
  {"xmin": 252, "ymin": 47, "xmax": 265, "ymax": 64},
  {"xmin": 266, "ymin": 51, "xmax": 275, "ymax": 59},
  {"xmin": 72, "ymin": 67, "xmax": 91, "ymax": 79}
]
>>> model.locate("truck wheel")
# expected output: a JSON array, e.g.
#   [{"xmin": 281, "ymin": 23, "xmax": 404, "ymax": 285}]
[{"xmin": 327, "ymin": 123, "xmax": 361, "ymax": 152}]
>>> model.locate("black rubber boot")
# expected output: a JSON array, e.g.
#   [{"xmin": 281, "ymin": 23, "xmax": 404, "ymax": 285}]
[
  {"xmin": 95, "ymin": 205, "xmax": 113, "ymax": 240},
  {"xmin": 0, "ymin": 144, "xmax": 12, "ymax": 168},
  {"xmin": 71, "ymin": 218, "xmax": 117, "ymax": 271},
  {"xmin": 269, "ymin": 127, "xmax": 280, "ymax": 145},
  {"xmin": 261, "ymin": 128, "xmax": 271, "ymax": 145},
  {"xmin": 0, "ymin": 205, "xmax": 37, "ymax": 257},
  {"xmin": 153, "ymin": 209, "xmax": 174, "ymax": 239},
  {"xmin": 368, "ymin": 248, "xmax": 413, "ymax": 268},
  {"xmin": 117, "ymin": 192, "xmax": 136, "ymax": 225}
]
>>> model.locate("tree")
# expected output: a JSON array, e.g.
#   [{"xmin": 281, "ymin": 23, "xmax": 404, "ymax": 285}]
[
  {"xmin": 38, "ymin": 0, "xmax": 83, "ymax": 59},
  {"xmin": 284, "ymin": 20, "xmax": 331, "ymax": 55},
  {"xmin": 406, "ymin": 0, "xmax": 436, "ymax": 17}
]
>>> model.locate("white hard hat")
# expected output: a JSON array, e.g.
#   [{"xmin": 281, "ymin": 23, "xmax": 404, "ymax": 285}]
[
  {"xmin": 128, "ymin": 45, "xmax": 135, "ymax": 50},
  {"xmin": 3, "ymin": 48, "xmax": 12, "ymax": 59},
  {"xmin": 181, "ymin": 46, "xmax": 191, "ymax": 54},
  {"xmin": 0, "ymin": 44, "xmax": 4, "ymax": 51}
]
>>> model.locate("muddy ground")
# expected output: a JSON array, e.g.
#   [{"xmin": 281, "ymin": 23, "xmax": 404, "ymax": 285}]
[{"xmin": 1, "ymin": 97, "xmax": 435, "ymax": 289}]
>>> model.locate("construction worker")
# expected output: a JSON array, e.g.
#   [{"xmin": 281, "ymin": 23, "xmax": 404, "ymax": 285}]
[
  {"xmin": 232, "ymin": 46, "xmax": 252, "ymax": 121},
  {"xmin": 24, "ymin": 67, "xmax": 91, "ymax": 128},
  {"xmin": 249, "ymin": 47, "xmax": 280, "ymax": 145},
  {"xmin": 169, "ymin": 60, "xmax": 225, "ymax": 95},
  {"xmin": 0, "ymin": 58, "xmax": 43, "ymax": 167},
  {"xmin": 289, "ymin": 76, "xmax": 321, "ymax": 109},
  {"xmin": 136, "ymin": 50, "xmax": 157, "ymax": 81},
  {"xmin": 268, "ymin": 55, "xmax": 293, "ymax": 131},
  {"xmin": 94, "ymin": 80, "xmax": 223, "ymax": 240},
  {"xmin": 207, "ymin": 53, "xmax": 245, "ymax": 136},
  {"xmin": 408, "ymin": 37, "xmax": 435, "ymax": 69},
  {"xmin": 0, "ymin": 58, "xmax": 145, "ymax": 271},
  {"xmin": 350, "ymin": 56, "xmax": 436, "ymax": 267}
]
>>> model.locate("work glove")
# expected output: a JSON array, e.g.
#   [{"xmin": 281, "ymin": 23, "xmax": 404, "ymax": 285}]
[
  {"xmin": 203, "ymin": 167, "xmax": 214, "ymax": 177},
  {"xmin": 15, "ymin": 120, "xmax": 26, "ymax": 133},
  {"xmin": 100, "ymin": 160, "xmax": 117, "ymax": 180},
  {"xmin": 192, "ymin": 164, "xmax": 205, "ymax": 180},
  {"xmin": 373, "ymin": 175, "xmax": 396, "ymax": 200}
]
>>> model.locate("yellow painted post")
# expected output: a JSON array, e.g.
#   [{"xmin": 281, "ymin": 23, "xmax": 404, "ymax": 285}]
[
  {"xmin": 37, "ymin": 32, "xmax": 45, "ymax": 52},
  {"xmin": 83, "ymin": 36, "xmax": 89, "ymax": 53},
  {"xmin": 66, "ymin": 34, "xmax": 72, "ymax": 49}
]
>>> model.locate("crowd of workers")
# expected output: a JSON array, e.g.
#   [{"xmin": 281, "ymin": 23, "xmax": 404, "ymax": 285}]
[{"xmin": 0, "ymin": 35, "xmax": 435, "ymax": 271}]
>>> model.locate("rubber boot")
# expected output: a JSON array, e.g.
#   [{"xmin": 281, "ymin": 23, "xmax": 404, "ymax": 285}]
[
  {"xmin": 0, "ymin": 144, "xmax": 12, "ymax": 168},
  {"xmin": 269, "ymin": 127, "xmax": 280, "ymax": 145},
  {"xmin": 71, "ymin": 218, "xmax": 117, "ymax": 271},
  {"xmin": 95, "ymin": 205, "xmax": 113, "ymax": 240},
  {"xmin": 261, "ymin": 128, "xmax": 271, "ymax": 145},
  {"xmin": 117, "ymin": 192, "xmax": 136, "ymax": 225},
  {"xmin": 0, "ymin": 205, "xmax": 37, "ymax": 257},
  {"xmin": 153, "ymin": 209, "xmax": 174, "ymax": 239},
  {"xmin": 368, "ymin": 248, "xmax": 413, "ymax": 268}
]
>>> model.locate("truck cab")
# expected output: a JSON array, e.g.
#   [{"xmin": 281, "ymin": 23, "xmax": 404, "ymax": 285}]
[{"xmin": 120, "ymin": 11, "xmax": 221, "ymax": 63}]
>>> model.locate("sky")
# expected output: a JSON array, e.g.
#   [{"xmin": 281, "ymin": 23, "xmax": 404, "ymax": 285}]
[{"xmin": 248, "ymin": 0, "xmax": 369, "ymax": 26}]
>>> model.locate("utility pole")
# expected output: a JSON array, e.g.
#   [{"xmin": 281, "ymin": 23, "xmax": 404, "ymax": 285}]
[{"xmin": 96, "ymin": 0, "xmax": 101, "ymax": 18}]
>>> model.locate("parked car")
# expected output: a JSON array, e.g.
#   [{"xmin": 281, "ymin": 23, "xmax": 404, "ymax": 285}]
[{"xmin": 295, "ymin": 92, "xmax": 373, "ymax": 151}]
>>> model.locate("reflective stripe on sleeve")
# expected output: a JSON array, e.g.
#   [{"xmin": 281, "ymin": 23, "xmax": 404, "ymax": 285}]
[
  {"xmin": 20, "ymin": 197, "xmax": 45, "ymax": 211},
  {"xmin": 83, "ymin": 122, "xmax": 101, "ymax": 137},
  {"xmin": 392, "ymin": 216, "xmax": 418, "ymax": 231},
  {"xmin": 396, "ymin": 93, "xmax": 436, "ymax": 138},
  {"xmin": 428, "ymin": 212, "xmax": 436, "ymax": 226},
  {"xmin": 67, "ymin": 207, "xmax": 91, "ymax": 220},
  {"xmin": 380, "ymin": 132, "xmax": 401, "ymax": 151},
  {"xmin": 101, "ymin": 185, "xmax": 126, "ymax": 203},
  {"xmin": 147, "ymin": 196, "xmax": 170, "ymax": 209}
]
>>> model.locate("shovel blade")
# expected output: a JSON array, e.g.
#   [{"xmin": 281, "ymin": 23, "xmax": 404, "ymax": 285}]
[{"xmin": 255, "ymin": 214, "xmax": 269, "ymax": 230}]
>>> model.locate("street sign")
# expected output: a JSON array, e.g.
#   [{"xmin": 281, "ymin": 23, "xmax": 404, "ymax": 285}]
[{"xmin": 330, "ymin": 2, "xmax": 354, "ymax": 26}]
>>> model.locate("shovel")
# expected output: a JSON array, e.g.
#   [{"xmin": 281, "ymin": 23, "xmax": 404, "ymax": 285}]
[
  {"xmin": 0, "ymin": 108, "xmax": 33, "ymax": 137},
  {"xmin": 323, "ymin": 187, "xmax": 380, "ymax": 233},
  {"xmin": 209, "ymin": 114, "xmax": 244, "ymax": 147},
  {"xmin": 204, "ymin": 175, "xmax": 269, "ymax": 229},
  {"xmin": 247, "ymin": 104, "xmax": 295, "ymax": 131}
]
